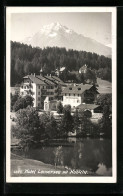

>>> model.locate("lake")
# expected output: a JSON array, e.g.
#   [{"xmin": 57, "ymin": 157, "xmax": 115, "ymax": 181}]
[{"xmin": 12, "ymin": 138, "xmax": 112, "ymax": 176}]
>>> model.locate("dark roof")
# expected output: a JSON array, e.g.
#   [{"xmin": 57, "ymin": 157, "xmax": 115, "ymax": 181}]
[
  {"xmin": 44, "ymin": 76, "xmax": 58, "ymax": 85},
  {"xmin": 23, "ymin": 74, "xmax": 66, "ymax": 86},
  {"xmin": 52, "ymin": 76, "xmax": 67, "ymax": 86},
  {"xmin": 62, "ymin": 84, "xmax": 93, "ymax": 94},
  {"xmin": 36, "ymin": 75, "xmax": 55, "ymax": 85},
  {"xmin": 76, "ymin": 104, "xmax": 101, "ymax": 110},
  {"xmin": 23, "ymin": 75, "xmax": 46, "ymax": 85}
]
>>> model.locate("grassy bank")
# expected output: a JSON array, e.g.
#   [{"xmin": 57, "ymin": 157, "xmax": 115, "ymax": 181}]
[{"xmin": 11, "ymin": 153, "xmax": 95, "ymax": 177}]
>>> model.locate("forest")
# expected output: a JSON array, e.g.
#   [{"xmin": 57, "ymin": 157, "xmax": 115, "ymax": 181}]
[{"xmin": 11, "ymin": 41, "xmax": 112, "ymax": 86}]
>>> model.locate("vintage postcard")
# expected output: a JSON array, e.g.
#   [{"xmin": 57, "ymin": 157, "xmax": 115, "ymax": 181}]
[{"xmin": 6, "ymin": 7, "xmax": 116, "ymax": 183}]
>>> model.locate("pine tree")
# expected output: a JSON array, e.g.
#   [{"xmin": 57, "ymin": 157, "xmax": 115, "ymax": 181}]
[
  {"xmin": 73, "ymin": 109, "xmax": 80, "ymax": 134},
  {"xmin": 57, "ymin": 101, "xmax": 63, "ymax": 114}
]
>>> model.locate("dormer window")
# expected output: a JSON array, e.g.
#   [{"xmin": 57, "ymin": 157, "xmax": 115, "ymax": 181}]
[
  {"xmin": 78, "ymin": 88, "xmax": 81, "ymax": 90},
  {"xmin": 69, "ymin": 87, "xmax": 72, "ymax": 90}
]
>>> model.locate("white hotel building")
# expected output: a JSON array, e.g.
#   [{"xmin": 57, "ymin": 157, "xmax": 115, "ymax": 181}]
[{"xmin": 20, "ymin": 72, "xmax": 66, "ymax": 108}]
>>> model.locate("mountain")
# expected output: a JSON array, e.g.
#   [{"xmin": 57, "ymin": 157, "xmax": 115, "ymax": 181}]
[{"xmin": 21, "ymin": 22, "xmax": 111, "ymax": 57}]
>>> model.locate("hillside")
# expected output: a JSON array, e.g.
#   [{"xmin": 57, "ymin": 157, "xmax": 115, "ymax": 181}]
[
  {"xmin": 97, "ymin": 78, "xmax": 112, "ymax": 94},
  {"xmin": 11, "ymin": 41, "xmax": 111, "ymax": 86}
]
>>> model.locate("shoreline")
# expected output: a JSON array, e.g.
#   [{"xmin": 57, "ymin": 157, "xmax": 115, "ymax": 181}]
[{"xmin": 11, "ymin": 153, "xmax": 96, "ymax": 177}]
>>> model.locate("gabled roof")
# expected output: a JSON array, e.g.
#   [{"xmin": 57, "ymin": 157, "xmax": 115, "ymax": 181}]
[
  {"xmin": 36, "ymin": 75, "xmax": 55, "ymax": 85},
  {"xmin": 60, "ymin": 67, "xmax": 65, "ymax": 72},
  {"xmin": 52, "ymin": 76, "xmax": 67, "ymax": 86},
  {"xmin": 44, "ymin": 76, "xmax": 58, "ymax": 85},
  {"xmin": 23, "ymin": 75, "xmax": 46, "ymax": 85},
  {"xmin": 62, "ymin": 84, "xmax": 93, "ymax": 94},
  {"xmin": 79, "ymin": 64, "xmax": 87, "ymax": 71},
  {"xmin": 76, "ymin": 104, "xmax": 102, "ymax": 110},
  {"xmin": 23, "ymin": 74, "xmax": 66, "ymax": 86}
]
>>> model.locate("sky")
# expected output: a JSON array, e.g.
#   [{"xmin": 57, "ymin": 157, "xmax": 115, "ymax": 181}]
[{"xmin": 11, "ymin": 12, "xmax": 111, "ymax": 46}]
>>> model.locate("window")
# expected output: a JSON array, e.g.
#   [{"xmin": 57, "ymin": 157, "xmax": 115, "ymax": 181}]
[
  {"xmin": 69, "ymin": 94, "xmax": 70, "ymax": 96},
  {"xmin": 38, "ymin": 92, "xmax": 40, "ymax": 95},
  {"xmin": 24, "ymin": 86, "xmax": 26, "ymax": 89},
  {"xmin": 49, "ymin": 97, "xmax": 53, "ymax": 101},
  {"xmin": 21, "ymin": 92, "xmax": 24, "ymax": 95},
  {"xmin": 38, "ymin": 85, "xmax": 40, "ymax": 89},
  {"xmin": 43, "ymin": 86, "xmax": 44, "ymax": 89},
  {"xmin": 21, "ymin": 86, "xmax": 23, "ymax": 89},
  {"xmin": 38, "ymin": 103, "xmax": 40, "ymax": 107},
  {"xmin": 78, "ymin": 94, "xmax": 79, "ymax": 97},
  {"xmin": 78, "ymin": 88, "xmax": 81, "ymax": 90},
  {"xmin": 74, "ymin": 94, "xmax": 75, "ymax": 96},
  {"xmin": 65, "ymin": 93, "xmax": 66, "ymax": 96},
  {"xmin": 38, "ymin": 97, "xmax": 40, "ymax": 101},
  {"xmin": 69, "ymin": 87, "xmax": 72, "ymax": 90}
]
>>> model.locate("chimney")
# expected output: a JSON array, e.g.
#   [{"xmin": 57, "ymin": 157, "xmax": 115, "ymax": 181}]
[
  {"xmin": 34, "ymin": 73, "xmax": 35, "ymax": 77},
  {"xmin": 50, "ymin": 74, "xmax": 51, "ymax": 77}
]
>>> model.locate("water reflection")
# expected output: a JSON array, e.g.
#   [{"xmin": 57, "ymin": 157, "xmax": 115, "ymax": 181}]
[
  {"xmin": 12, "ymin": 138, "xmax": 112, "ymax": 176},
  {"xmin": 96, "ymin": 163, "xmax": 112, "ymax": 176},
  {"xmin": 53, "ymin": 146, "xmax": 64, "ymax": 167},
  {"xmin": 67, "ymin": 137, "xmax": 77, "ymax": 143}
]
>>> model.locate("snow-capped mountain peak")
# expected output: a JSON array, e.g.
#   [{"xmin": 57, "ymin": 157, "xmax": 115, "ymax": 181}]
[
  {"xmin": 40, "ymin": 22, "xmax": 73, "ymax": 35},
  {"xmin": 21, "ymin": 22, "xmax": 111, "ymax": 57}
]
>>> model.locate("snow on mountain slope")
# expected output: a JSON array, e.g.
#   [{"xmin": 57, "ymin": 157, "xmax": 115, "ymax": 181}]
[{"xmin": 21, "ymin": 22, "xmax": 111, "ymax": 57}]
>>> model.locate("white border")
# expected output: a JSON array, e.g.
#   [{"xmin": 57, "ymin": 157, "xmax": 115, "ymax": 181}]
[{"xmin": 6, "ymin": 6, "xmax": 116, "ymax": 183}]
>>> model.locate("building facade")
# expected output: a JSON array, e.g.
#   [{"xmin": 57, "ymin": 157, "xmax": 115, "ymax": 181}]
[
  {"xmin": 20, "ymin": 73, "xmax": 66, "ymax": 109},
  {"xmin": 62, "ymin": 84, "xmax": 99, "ymax": 108}
]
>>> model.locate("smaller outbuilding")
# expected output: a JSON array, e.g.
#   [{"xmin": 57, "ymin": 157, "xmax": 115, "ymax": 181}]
[
  {"xmin": 79, "ymin": 64, "xmax": 88, "ymax": 74},
  {"xmin": 76, "ymin": 103, "xmax": 103, "ymax": 122}
]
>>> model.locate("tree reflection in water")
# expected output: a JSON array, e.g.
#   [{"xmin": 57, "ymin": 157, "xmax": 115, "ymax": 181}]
[
  {"xmin": 96, "ymin": 163, "xmax": 112, "ymax": 176},
  {"xmin": 54, "ymin": 146, "xmax": 64, "ymax": 168},
  {"xmin": 13, "ymin": 138, "xmax": 112, "ymax": 176}
]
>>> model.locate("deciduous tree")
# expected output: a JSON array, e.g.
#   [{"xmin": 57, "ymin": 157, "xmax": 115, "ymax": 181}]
[
  {"xmin": 13, "ymin": 95, "xmax": 34, "ymax": 111},
  {"xmin": 14, "ymin": 106, "xmax": 43, "ymax": 147}
]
